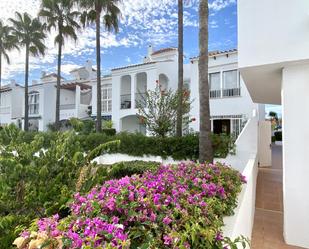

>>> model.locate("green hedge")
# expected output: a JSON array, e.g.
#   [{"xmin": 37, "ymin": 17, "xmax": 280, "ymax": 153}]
[{"xmin": 77, "ymin": 132, "xmax": 235, "ymax": 160}]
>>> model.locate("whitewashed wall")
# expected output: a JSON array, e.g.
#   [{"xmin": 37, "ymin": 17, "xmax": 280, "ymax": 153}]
[{"xmin": 220, "ymin": 115, "xmax": 259, "ymax": 245}]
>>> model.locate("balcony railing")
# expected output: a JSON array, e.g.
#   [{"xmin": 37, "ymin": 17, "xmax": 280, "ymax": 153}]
[
  {"xmin": 120, "ymin": 94, "xmax": 131, "ymax": 109},
  {"xmin": 60, "ymin": 104, "xmax": 75, "ymax": 110},
  {"xmin": 223, "ymin": 88, "xmax": 241, "ymax": 97},
  {"xmin": 135, "ymin": 93, "xmax": 147, "ymax": 108},
  {"xmin": 210, "ymin": 88, "xmax": 241, "ymax": 99},
  {"xmin": 0, "ymin": 106, "xmax": 10, "ymax": 114},
  {"xmin": 210, "ymin": 90, "xmax": 221, "ymax": 98}
]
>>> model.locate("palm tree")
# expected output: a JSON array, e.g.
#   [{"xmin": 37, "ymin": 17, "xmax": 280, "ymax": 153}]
[
  {"xmin": 39, "ymin": 0, "xmax": 81, "ymax": 129},
  {"xmin": 176, "ymin": 0, "xmax": 184, "ymax": 137},
  {"xmin": 78, "ymin": 0, "xmax": 120, "ymax": 132},
  {"xmin": 0, "ymin": 20, "xmax": 18, "ymax": 105},
  {"xmin": 199, "ymin": 0, "xmax": 213, "ymax": 162},
  {"xmin": 9, "ymin": 12, "xmax": 46, "ymax": 131}
]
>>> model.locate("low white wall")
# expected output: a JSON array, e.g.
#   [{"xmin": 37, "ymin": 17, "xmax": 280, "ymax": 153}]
[
  {"xmin": 220, "ymin": 116, "xmax": 259, "ymax": 246},
  {"xmin": 93, "ymin": 153, "xmax": 187, "ymax": 165}
]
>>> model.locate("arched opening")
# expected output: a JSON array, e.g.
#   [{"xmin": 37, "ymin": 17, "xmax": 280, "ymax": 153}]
[
  {"xmin": 120, "ymin": 75, "xmax": 131, "ymax": 109},
  {"xmin": 120, "ymin": 115, "xmax": 146, "ymax": 135},
  {"xmin": 135, "ymin": 72, "xmax": 147, "ymax": 108},
  {"xmin": 159, "ymin": 74, "xmax": 169, "ymax": 91}
]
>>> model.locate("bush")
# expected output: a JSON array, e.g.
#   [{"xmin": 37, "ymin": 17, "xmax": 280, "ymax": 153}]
[
  {"xmin": 102, "ymin": 128, "xmax": 116, "ymax": 136},
  {"xmin": 14, "ymin": 162, "xmax": 248, "ymax": 249},
  {"xmin": 274, "ymin": 131, "xmax": 282, "ymax": 141},
  {"xmin": 77, "ymin": 132, "xmax": 235, "ymax": 160}
]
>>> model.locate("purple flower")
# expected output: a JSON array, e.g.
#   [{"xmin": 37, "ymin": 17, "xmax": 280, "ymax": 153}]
[
  {"xmin": 163, "ymin": 216, "xmax": 172, "ymax": 225},
  {"xmin": 163, "ymin": 235, "xmax": 172, "ymax": 245}
]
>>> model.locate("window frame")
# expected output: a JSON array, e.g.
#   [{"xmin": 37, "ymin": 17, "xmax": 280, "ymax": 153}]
[
  {"xmin": 101, "ymin": 84, "xmax": 112, "ymax": 113},
  {"xmin": 29, "ymin": 91, "xmax": 40, "ymax": 115}
]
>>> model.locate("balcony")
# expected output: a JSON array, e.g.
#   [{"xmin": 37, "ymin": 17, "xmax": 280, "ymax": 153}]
[
  {"xmin": 223, "ymin": 88, "xmax": 241, "ymax": 97},
  {"xmin": 0, "ymin": 106, "xmax": 11, "ymax": 115},
  {"xmin": 60, "ymin": 103, "xmax": 89, "ymax": 120},
  {"xmin": 120, "ymin": 94, "xmax": 131, "ymax": 109},
  {"xmin": 60, "ymin": 104, "xmax": 76, "ymax": 110},
  {"xmin": 135, "ymin": 93, "xmax": 147, "ymax": 108},
  {"xmin": 210, "ymin": 88, "xmax": 241, "ymax": 99}
]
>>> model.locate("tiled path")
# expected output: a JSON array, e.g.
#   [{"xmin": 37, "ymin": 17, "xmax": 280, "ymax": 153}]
[{"xmin": 251, "ymin": 145, "xmax": 303, "ymax": 249}]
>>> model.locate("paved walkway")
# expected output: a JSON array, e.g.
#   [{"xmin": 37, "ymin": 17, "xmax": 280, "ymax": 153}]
[{"xmin": 251, "ymin": 145, "xmax": 303, "ymax": 249}]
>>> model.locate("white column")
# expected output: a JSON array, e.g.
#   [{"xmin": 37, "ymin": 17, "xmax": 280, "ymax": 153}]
[
  {"xmin": 131, "ymin": 74, "xmax": 136, "ymax": 109},
  {"xmin": 282, "ymin": 63, "xmax": 309, "ymax": 248},
  {"xmin": 220, "ymin": 70, "xmax": 223, "ymax": 98},
  {"xmin": 75, "ymin": 85, "xmax": 81, "ymax": 117},
  {"xmin": 112, "ymin": 76, "xmax": 121, "ymax": 132}
]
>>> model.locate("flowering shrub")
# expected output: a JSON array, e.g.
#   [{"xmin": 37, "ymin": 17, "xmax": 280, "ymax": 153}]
[{"xmin": 14, "ymin": 162, "xmax": 248, "ymax": 249}]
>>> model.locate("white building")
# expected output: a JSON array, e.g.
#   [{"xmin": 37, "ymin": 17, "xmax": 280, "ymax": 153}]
[
  {"xmin": 0, "ymin": 64, "xmax": 93, "ymax": 131},
  {"xmin": 91, "ymin": 46, "xmax": 264, "ymax": 137},
  {"xmin": 238, "ymin": 0, "xmax": 309, "ymax": 247},
  {"xmin": 1, "ymin": 47, "xmax": 264, "ymax": 137}
]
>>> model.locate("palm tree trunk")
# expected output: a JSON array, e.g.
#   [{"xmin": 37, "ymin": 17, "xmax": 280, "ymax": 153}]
[
  {"xmin": 55, "ymin": 34, "xmax": 62, "ymax": 130},
  {"xmin": 24, "ymin": 45, "xmax": 29, "ymax": 131},
  {"xmin": 176, "ymin": 0, "xmax": 184, "ymax": 137},
  {"xmin": 96, "ymin": 9, "xmax": 102, "ymax": 132},
  {"xmin": 0, "ymin": 52, "xmax": 2, "ymax": 123},
  {"xmin": 199, "ymin": 0, "xmax": 213, "ymax": 162}
]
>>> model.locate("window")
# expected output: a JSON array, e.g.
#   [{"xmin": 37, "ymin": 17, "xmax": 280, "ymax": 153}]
[
  {"xmin": 29, "ymin": 92, "xmax": 39, "ymax": 115},
  {"xmin": 223, "ymin": 70, "xmax": 240, "ymax": 97},
  {"xmin": 209, "ymin": 72, "xmax": 221, "ymax": 90},
  {"xmin": 101, "ymin": 84, "xmax": 112, "ymax": 112},
  {"xmin": 209, "ymin": 72, "xmax": 221, "ymax": 98}
]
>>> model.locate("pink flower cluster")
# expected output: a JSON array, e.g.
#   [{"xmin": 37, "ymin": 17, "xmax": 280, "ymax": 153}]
[{"xmin": 21, "ymin": 162, "xmax": 246, "ymax": 248}]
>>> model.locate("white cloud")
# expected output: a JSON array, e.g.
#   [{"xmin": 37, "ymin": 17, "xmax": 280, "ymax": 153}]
[
  {"xmin": 0, "ymin": 0, "xmax": 236, "ymax": 81},
  {"xmin": 209, "ymin": 0, "xmax": 236, "ymax": 11}
]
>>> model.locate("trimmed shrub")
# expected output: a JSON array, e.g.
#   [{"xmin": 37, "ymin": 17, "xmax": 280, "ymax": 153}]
[
  {"xmin": 274, "ymin": 131, "xmax": 282, "ymax": 141},
  {"xmin": 77, "ymin": 132, "xmax": 235, "ymax": 160},
  {"xmin": 102, "ymin": 128, "xmax": 116, "ymax": 136}
]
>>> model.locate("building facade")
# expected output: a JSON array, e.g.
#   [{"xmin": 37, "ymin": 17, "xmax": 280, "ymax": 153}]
[{"xmin": 0, "ymin": 47, "xmax": 264, "ymax": 137}]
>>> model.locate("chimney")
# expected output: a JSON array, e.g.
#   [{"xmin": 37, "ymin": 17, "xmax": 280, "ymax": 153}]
[
  {"xmin": 85, "ymin": 60, "xmax": 93, "ymax": 73},
  {"xmin": 41, "ymin": 71, "xmax": 46, "ymax": 78},
  {"xmin": 148, "ymin": 45, "xmax": 153, "ymax": 58},
  {"xmin": 143, "ymin": 56, "xmax": 150, "ymax": 63},
  {"xmin": 10, "ymin": 79, "xmax": 16, "ymax": 88}
]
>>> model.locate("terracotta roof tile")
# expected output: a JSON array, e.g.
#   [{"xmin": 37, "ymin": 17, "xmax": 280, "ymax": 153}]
[
  {"xmin": 151, "ymin": 47, "xmax": 177, "ymax": 56},
  {"xmin": 190, "ymin": 48, "xmax": 238, "ymax": 60},
  {"xmin": 111, "ymin": 61, "xmax": 156, "ymax": 71}
]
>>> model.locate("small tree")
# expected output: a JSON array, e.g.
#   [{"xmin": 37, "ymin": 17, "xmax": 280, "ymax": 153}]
[{"xmin": 137, "ymin": 82, "xmax": 191, "ymax": 137}]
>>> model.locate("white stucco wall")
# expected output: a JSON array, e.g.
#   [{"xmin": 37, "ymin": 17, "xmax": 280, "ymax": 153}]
[
  {"xmin": 60, "ymin": 89, "xmax": 75, "ymax": 106},
  {"xmin": 189, "ymin": 56, "xmax": 259, "ymax": 131},
  {"xmin": 238, "ymin": 0, "xmax": 309, "ymax": 68},
  {"xmin": 221, "ymin": 115, "xmax": 259, "ymax": 245},
  {"xmin": 281, "ymin": 64, "xmax": 309, "ymax": 248}
]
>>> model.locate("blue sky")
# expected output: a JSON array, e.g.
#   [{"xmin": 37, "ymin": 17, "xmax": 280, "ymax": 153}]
[
  {"xmin": 0, "ymin": 0, "xmax": 237, "ymax": 82},
  {"xmin": 0, "ymin": 0, "xmax": 281, "ymax": 115}
]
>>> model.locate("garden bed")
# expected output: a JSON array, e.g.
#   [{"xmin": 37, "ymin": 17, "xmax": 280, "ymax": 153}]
[{"xmin": 13, "ymin": 161, "xmax": 247, "ymax": 249}]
